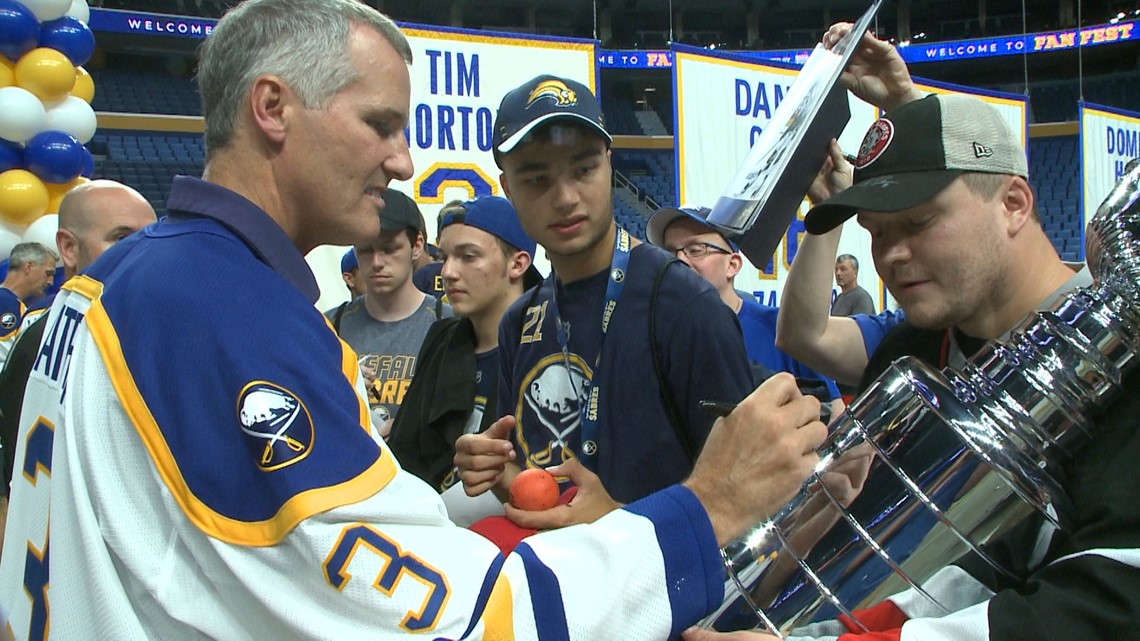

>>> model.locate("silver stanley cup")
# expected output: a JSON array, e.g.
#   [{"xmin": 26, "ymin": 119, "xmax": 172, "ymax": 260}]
[{"xmin": 703, "ymin": 158, "xmax": 1140, "ymax": 636}]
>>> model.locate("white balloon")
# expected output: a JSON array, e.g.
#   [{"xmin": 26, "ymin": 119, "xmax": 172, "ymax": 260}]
[
  {"xmin": 0, "ymin": 221, "xmax": 26, "ymax": 260},
  {"xmin": 22, "ymin": 214, "xmax": 59, "ymax": 257},
  {"xmin": 0, "ymin": 87, "xmax": 47, "ymax": 144},
  {"xmin": 65, "ymin": 0, "xmax": 90, "ymax": 23},
  {"xmin": 44, "ymin": 96, "xmax": 97, "ymax": 143},
  {"xmin": 23, "ymin": 0, "xmax": 72, "ymax": 22}
]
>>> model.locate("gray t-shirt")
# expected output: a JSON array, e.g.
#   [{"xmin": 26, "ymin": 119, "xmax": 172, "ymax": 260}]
[
  {"xmin": 330, "ymin": 294, "xmax": 452, "ymax": 424},
  {"xmin": 831, "ymin": 285, "xmax": 875, "ymax": 317}
]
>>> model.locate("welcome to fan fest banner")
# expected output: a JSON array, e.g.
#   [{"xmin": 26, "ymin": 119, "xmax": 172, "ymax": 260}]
[
  {"xmin": 311, "ymin": 25, "xmax": 597, "ymax": 309},
  {"xmin": 672, "ymin": 43, "xmax": 1027, "ymax": 309},
  {"xmin": 1080, "ymin": 102, "xmax": 1140, "ymax": 261}
]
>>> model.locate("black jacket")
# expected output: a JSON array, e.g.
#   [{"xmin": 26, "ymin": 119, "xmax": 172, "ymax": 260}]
[{"xmin": 386, "ymin": 316, "xmax": 497, "ymax": 491}]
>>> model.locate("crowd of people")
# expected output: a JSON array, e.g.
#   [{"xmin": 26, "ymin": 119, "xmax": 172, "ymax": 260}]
[{"xmin": 0, "ymin": 0, "xmax": 1134, "ymax": 639}]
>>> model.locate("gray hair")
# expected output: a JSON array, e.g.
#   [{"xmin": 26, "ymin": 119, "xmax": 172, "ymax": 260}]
[
  {"xmin": 197, "ymin": 0, "xmax": 412, "ymax": 157},
  {"xmin": 9, "ymin": 242, "xmax": 58, "ymax": 269},
  {"xmin": 837, "ymin": 254, "xmax": 859, "ymax": 272}
]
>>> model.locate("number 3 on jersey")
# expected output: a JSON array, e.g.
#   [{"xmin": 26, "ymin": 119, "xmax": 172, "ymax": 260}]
[
  {"xmin": 21, "ymin": 417, "xmax": 55, "ymax": 641},
  {"xmin": 323, "ymin": 524, "xmax": 450, "ymax": 632}
]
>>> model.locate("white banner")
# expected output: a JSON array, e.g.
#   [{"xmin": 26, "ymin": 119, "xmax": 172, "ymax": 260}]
[
  {"xmin": 1081, "ymin": 101, "xmax": 1140, "ymax": 257},
  {"xmin": 673, "ymin": 45, "xmax": 1028, "ymax": 311},
  {"xmin": 310, "ymin": 26, "xmax": 597, "ymax": 310}
]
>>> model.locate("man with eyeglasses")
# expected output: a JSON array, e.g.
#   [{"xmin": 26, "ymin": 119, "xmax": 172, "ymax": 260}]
[{"xmin": 647, "ymin": 205, "xmax": 842, "ymax": 416}]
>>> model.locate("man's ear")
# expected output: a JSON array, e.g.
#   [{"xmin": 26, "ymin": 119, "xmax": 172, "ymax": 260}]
[
  {"xmin": 55, "ymin": 229, "xmax": 80, "ymax": 274},
  {"xmin": 726, "ymin": 252, "xmax": 743, "ymax": 281},
  {"xmin": 249, "ymin": 75, "xmax": 292, "ymax": 146},
  {"xmin": 509, "ymin": 250, "xmax": 532, "ymax": 283},
  {"xmin": 1004, "ymin": 176, "xmax": 1035, "ymax": 237},
  {"xmin": 411, "ymin": 231, "xmax": 425, "ymax": 263}
]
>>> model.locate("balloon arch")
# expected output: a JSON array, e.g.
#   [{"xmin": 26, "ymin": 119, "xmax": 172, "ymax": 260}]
[{"xmin": 0, "ymin": 0, "xmax": 97, "ymax": 269}]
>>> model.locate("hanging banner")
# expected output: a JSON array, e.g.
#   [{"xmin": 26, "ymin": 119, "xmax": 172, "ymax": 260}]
[
  {"xmin": 311, "ymin": 25, "xmax": 597, "ymax": 310},
  {"xmin": 673, "ymin": 44, "xmax": 1028, "ymax": 309},
  {"xmin": 1080, "ymin": 102, "xmax": 1140, "ymax": 261}
]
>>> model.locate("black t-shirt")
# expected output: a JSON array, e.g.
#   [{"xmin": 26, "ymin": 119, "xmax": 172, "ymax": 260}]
[{"xmin": 853, "ymin": 319, "xmax": 1140, "ymax": 639}]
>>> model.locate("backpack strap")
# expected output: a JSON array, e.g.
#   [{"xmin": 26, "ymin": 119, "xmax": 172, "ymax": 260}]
[
  {"xmin": 649, "ymin": 258, "xmax": 696, "ymax": 464},
  {"xmin": 435, "ymin": 294, "xmax": 443, "ymax": 318},
  {"xmin": 332, "ymin": 300, "xmax": 349, "ymax": 334}
]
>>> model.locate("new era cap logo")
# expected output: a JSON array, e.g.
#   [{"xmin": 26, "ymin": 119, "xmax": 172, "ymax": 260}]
[
  {"xmin": 526, "ymin": 80, "xmax": 578, "ymax": 109},
  {"xmin": 972, "ymin": 142, "xmax": 994, "ymax": 158}
]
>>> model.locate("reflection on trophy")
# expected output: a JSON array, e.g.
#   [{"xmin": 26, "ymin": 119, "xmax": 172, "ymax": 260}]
[{"xmin": 702, "ymin": 159, "xmax": 1140, "ymax": 636}]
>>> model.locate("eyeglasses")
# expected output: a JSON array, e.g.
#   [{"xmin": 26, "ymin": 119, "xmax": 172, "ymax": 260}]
[{"xmin": 669, "ymin": 242, "xmax": 733, "ymax": 259}]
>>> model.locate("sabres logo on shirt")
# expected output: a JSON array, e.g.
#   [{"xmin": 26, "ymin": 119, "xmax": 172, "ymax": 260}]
[
  {"xmin": 237, "ymin": 381, "xmax": 314, "ymax": 471},
  {"xmin": 0, "ymin": 312, "xmax": 16, "ymax": 330},
  {"xmin": 516, "ymin": 354, "xmax": 593, "ymax": 467},
  {"xmin": 527, "ymin": 80, "xmax": 577, "ymax": 109}
]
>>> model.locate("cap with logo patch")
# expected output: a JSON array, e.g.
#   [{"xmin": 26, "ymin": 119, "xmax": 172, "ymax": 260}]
[
  {"xmin": 492, "ymin": 74, "xmax": 612, "ymax": 156},
  {"xmin": 804, "ymin": 93, "xmax": 1028, "ymax": 235},
  {"xmin": 646, "ymin": 205, "xmax": 739, "ymax": 252}
]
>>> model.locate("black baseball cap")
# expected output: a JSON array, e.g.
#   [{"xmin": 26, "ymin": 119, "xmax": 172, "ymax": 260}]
[
  {"xmin": 379, "ymin": 189, "xmax": 422, "ymax": 232},
  {"xmin": 804, "ymin": 93, "xmax": 1029, "ymax": 235},
  {"xmin": 492, "ymin": 74, "xmax": 612, "ymax": 156}
]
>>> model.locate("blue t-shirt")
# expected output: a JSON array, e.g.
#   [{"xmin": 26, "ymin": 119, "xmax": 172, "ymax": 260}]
[
  {"xmin": 498, "ymin": 244, "xmax": 754, "ymax": 504},
  {"xmin": 413, "ymin": 262, "xmax": 445, "ymax": 300},
  {"xmin": 853, "ymin": 308, "xmax": 907, "ymax": 358},
  {"xmin": 738, "ymin": 298, "xmax": 841, "ymax": 401}
]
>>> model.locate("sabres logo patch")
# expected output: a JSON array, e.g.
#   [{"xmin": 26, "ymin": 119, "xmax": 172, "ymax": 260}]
[
  {"xmin": 237, "ymin": 381, "xmax": 314, "ymax": 471},
  {"xmin": 527, "ymin": 80, "xmax": 578, "ymax": 109},
  {"xmin": 0, "ymin": 312, "xmax": 15, "ymax": 330}
]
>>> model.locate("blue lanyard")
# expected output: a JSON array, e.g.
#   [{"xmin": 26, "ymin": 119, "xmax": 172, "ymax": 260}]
[{"xmin": 547, "ymin": 227, "xmax": 631, "ymax": 471}]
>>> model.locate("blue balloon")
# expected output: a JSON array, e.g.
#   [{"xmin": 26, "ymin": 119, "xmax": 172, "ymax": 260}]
[
  {"xmin": 0, "ymin": 0, "xmax": 40, "ymax": 61},
  {"xmin": 39, "ymin": 16, "xmax": 96, "ymax": 67},
  {"xmin": 0, "ymin": 139, "xmax": 21, "ymax": 173},
  {"xmin": 24, "ymin": 130, "xmax": 86, "ymax": 184},
  {"xmin": 81, "ymin": 145, "xmax": 93, "ymax": 178}
]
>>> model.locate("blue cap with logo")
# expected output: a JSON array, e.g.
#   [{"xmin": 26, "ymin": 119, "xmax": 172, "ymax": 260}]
[
  {"xmin": 340, "ymin": 248, "xmax": 357, "ymax": 274},
  {"xmin": 439, "ymin": 196, "xmax": 544, "ymax": 289},
  {"xmin": 646, "ymin": 205, "xmax": 740, "ymax": 252},
  {"xmin": 493, "ymin": 74, "xmax": 612, "ymax": 156}
]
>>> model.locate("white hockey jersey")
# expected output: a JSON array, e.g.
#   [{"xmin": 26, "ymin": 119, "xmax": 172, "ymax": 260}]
[{"xmin": 0, "ymin": 183, "xmax": 725, "ymax": 640}]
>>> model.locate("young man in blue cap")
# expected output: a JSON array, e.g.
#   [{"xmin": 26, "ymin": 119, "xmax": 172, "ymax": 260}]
[
  {"xmin": 455, "ymin": 75, "xmax": 755, "ymax": 510},
  {"xmin": 646, "ymin": 204, "xmax": 842, "ymax": 418},
  {"xmin": 387, "ymin": 196, "xmax": 542, "ymax": 498}
]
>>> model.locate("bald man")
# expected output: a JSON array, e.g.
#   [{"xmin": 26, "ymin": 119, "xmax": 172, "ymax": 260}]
[{"xmin": 0, "ymin": 180, "xmax": 156, "ymax": 548}]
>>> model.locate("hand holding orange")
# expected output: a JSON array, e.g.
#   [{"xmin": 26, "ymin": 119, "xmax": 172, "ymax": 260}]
[{"xmin": 508, "ymin": 468, "xmax": 559, "ymax": 511}]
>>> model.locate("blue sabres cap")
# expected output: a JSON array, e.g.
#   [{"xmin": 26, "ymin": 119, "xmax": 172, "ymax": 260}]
[
  {"xmin": 439, "ymin": 196, "xmax": 544, "ymax": 289},
  {"xmin": 340, "ymin": 248, "xmax": 357, "ymax": 273},
  {"xmin": 493, "ymin": 74, "xmax": 612, "ymax": 155},
  {"xmin": 646, "ymin": 205, "xmax": 740, "ymax": 252}
]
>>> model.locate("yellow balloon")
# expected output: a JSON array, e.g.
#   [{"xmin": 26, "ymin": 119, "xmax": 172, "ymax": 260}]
[
  {"xmin": 72, "ymin": 66, "xmax": 94, "ymax": 103},
  {"xmin": 44, "ymin": 176, "xmax": 90, "ymax": 215},
  {"xmin": 0, "ymin": 170, "xmax": 50, "ymax": 226},
  {"xmin": 15, "ymin": 48, "xmax": 77, "ymax": 104},
  {"xmin": 0, "ymin": 58, "xmax": 13, "ymax": 89}
]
